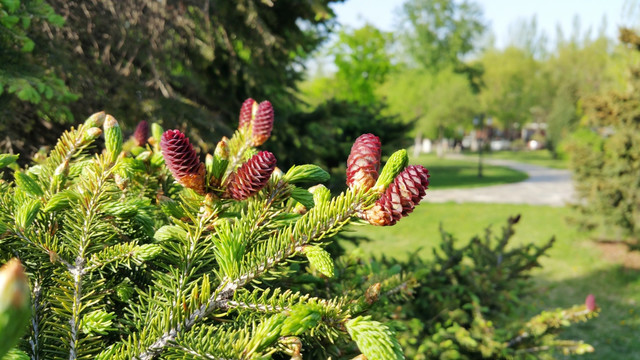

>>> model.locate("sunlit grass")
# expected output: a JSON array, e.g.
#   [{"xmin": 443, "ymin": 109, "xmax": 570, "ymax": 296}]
[
  {"xmin": 344, "ymin": 202, "xmax": 640, "ymax": 359},
  {"xmin": 485, "ymin": 149, "xmax": 569, "ymax": 169},
  {"xmin": 410, "ymin": 153, "xmax": 528, "ymax": 189}
]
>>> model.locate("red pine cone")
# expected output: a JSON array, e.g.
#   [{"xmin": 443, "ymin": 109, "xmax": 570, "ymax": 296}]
[
  {"xmin": 364, "ymin": 165, "xmax": 430, "ymax": 226},
  {"xmin": 226, "ymin": 151, "xmax": 276, "ymax": 200},
  {"xmin": 239, "ymin": 98, "xmax": 256, "ymax": 130},
  {"xmin": 252, "ymin": 101, "xmax": 274, "ymax": 146},
  {"xmin": 133, "ymin": 120, "xmax": 149, "ymax": 146},
  {"xmin": 346, "ymin": 134, "xmax": 381, "ymax": 191},
  {"xmin": 160, "ymin": 130, "xmax": 205, "ymax": 194}
]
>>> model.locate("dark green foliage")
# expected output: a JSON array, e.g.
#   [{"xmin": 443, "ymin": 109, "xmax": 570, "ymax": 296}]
[
  {"xmin": 0, "ymin": 0, "xmax": 77, "ymax": 154},
  {"xmin": 2, "ymin": 0, "xmax": 339, "ymax": 160},
  {"xmin": 567, "ymin": 29, "xmax": 640, "ymax": 246}
]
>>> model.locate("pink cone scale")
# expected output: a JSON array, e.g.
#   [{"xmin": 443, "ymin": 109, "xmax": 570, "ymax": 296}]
[
  {"xmin": 160, "ymin": 130, "xmax": 206, "ymax": 194},
  {"xmin": 252, "ymin": 101, "xmax": 274, "ymax": 146},
  {"xmin": 239, "ymin": 98, "xmax": 256, "ymax": 130},
  {"xmin": 364, "ymin": 165, "xmax": 430, "ymax": 226},
  {"xmin": 133, "ymin": 120, "xmax": 149, "ymax": 146},
  {"xmin": 346, "ymin": 134, "xmax": 381, "ymax": 191},
  {"xmin": 226, "ymin": 151, "xmax": 277, "ymax": 200}
]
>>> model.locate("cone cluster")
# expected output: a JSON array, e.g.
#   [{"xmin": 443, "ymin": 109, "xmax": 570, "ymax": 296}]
[
  {"xmin": 237, "ymin": 98, "xmax": 274, "ymax": 146},
  {"xmin": 346, "ymin": 134, "xmax": 381, "ymax": 191},
  {"xmin": 160, "ymin": 130, "xmax": 205, "ymax": 194},
  {"xmin": 345, "ymin": 133, "xmax": 430, "ymax": 226},
  {"xmin": 225, "ymin": 151, "xmax": 277, "ymax": 200}
]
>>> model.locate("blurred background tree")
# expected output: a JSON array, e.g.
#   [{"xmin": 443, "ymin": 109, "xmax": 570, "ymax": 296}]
[{"xmin": 1, "ymin": 0, "xmax": 343, "ymax": 159}]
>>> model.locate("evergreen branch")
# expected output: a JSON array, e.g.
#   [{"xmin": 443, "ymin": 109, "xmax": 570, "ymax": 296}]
[
  {"xmin": 28, "ymin": 278, "xmax": 42, "ymax": 360},
  {"xmin": 134, "ymin": 190, "xmax": 372, "ymax": 359},
  {"xmin": 13, "ymin": 230, "xmax": 72, "ymax": 269},
  {"xmin": 67, "ymin": 155, "xmax": 118, "ymax": 360},
  {"xmin": 85, "ymin": 242, "xmax": 161, "ymax": 272},
  {"xmin": 225, "ymin": 300, "xmax": 284, "ymax": 313}
]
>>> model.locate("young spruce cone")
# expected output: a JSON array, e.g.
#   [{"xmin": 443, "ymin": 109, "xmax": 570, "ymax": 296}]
[
  {"xmin": 133, "ymin": 120, "xmax": 149, "ymax": 146},
  {"xmin": 160, "ymin": 130, "xmax": 206, "ymax": 194},
  {"xmin": 346, "ymin": 134, "xmax": 381, "ymax": 191},
  {"xmin": 252, "ymin": 101, "xmax": 274, "ymax": 146},
  {"xmin": 364, "ymin": 165, "xmax": 430, "ymax": 226},
  {"xmin": 239, "ymin": 98, "xmax": 256, "ymax": 130},
  {"xmin": 226, "ymin": 151, "xmax": 276, "ymax": 200}
]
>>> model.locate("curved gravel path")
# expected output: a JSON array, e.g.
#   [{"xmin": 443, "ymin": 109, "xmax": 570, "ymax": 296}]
[{"xmin": 424, "ymin": 157, "xmax": 575, "ymax": 206}]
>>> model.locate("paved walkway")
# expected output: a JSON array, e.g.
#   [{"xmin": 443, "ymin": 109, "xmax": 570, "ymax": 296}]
[{"xmin": 424, "ymin": 157, "xmax": 576, "ymax": 206}]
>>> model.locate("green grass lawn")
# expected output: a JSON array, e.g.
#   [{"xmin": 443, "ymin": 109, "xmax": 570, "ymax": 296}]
[
  {"xmin": 343, "ymin": 202, "xmax": 640, "ymax": 359},
  {"xmin": 485, "ymin": 149, "xmax": 569, "ymax": 169},
  {"xmin": 411, "ymin": 153, "xmax": 528, "ymax": 189}
]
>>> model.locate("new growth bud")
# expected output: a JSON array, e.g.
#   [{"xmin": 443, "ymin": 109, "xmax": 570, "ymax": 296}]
[
  {"xmin": 225, "ymin": 151, "xmax": 276, "ymax": 200},
  {"xmin": 214, "ymin": 137, "xmax": 230, "ymax": 160},
  {"xmin": 364, "ymin": 165, "xmax": 430, "ymax": 226},
  {"xmin": 133, "ymin": 120, "xmax": 149, "ymax": 146},
  {"xmin": 149, "ymin": 123, "xmax": 164, "ymax": 147},
  {"xmin": 84, "ymin": 111, "xmax": 106, "ymax": 128},
  {"xmin": 252, "ymin": 101, "xmax": 274, "ymax": 146},
  {"xmin": 346, "ymin": 134, "xmax": 381, "ymax": 192},
  {"xmin": 83, "ymin": 127, "xmax": 103, "ymax": 143},
  {"xmin": 0, "ymin": 259, "xmax": 31, "ymax": 357},
  {"xmin": 160, "ymin": 130, "xmax": 206, "ymax": 194},
  {"xmin": 103, "ymin": 115, "xmax": 123, "ymax": 163},
  {"xmin": 374, "ymin": 149, "xmax": 409, "ymax": 193}
]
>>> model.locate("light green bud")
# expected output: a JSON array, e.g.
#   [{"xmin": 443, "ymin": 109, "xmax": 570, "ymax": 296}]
[
  {"xmin": 283, "ymin": 164, "xmax": 330, "ymax": 184},
  {"xmin": 84, "ymin": 111, "xmax": 106, "ymax": 128},
  {"xmin": 103, "ymin": 115, "xmax": 123, "ymax": 163},
  {"xmin": 374, "ymin": 149, "xmax": 409, "ymax": 192},
  {"xmin": 301, "ymin": 245, "xmax": 334, "ymax": 278}
]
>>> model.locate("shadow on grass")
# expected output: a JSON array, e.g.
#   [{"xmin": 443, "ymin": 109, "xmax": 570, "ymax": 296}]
[{"xmin": 524, "ymin": 264, "xmax": 640, "ymax": 360}]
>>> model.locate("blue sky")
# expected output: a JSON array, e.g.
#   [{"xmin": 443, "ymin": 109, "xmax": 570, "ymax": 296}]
[{"xmin": 331, "ymin": 0, "xmax": 631, "ymax": 48}]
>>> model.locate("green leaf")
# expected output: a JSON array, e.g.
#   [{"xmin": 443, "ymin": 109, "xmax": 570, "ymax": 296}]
[
  {"xmin": 20, "ymin": 15, "xmax": 30, "ymax": 29},
  {"xmin": 16, "ymin": 85, "xmax": 40, "ymax": 104},
  {"xmin": 47, "ymin": 14, "xmax": 65, "ymax": 27},
  {"xmin": 290, "ymin": 187, "xmax": 314, "ymax": 209},
  {"xmin": 345, "ymin": 316, "xmax": 405, "ymax": 360},
  {"xmin": 0, "ymin": 15, "xmax": 19, "ymax": 27},
  {"xmin": 20, "ymin": 38, "xmax": 34, "ymax": 53},
  {"xmin": 302, "ymin": 246, "xmax": 334, "ymax": 278},
  {"xmin": 284, "ymin": 164, "xmax": 330, "ymax": 184},
  {"xmin": 1, "ymin": 0, "xmax": 20, "ymax": 13},
  {"xmin": 14, "ymin": 172, "xmax": 43, "ymax": 197},
  {"xmin": 0, "ymin": 154, "xmax": 19, "ymax": 169}
]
